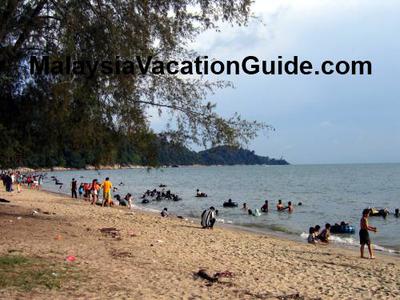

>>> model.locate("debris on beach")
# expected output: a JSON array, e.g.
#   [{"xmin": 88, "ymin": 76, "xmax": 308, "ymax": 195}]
[
  {"xmin": 195, "ymin": 269, "xmax": 218, "ymax": 283},
  {"xmin": 195, "ymin": 269, "xmax": 235, "ymax": 283},
  {"xmin": 99, "ymin": 227, "xmax": 121, "ymax": 239},
  {"xmin": 0, "ymin": 198, "xmax": 10, "ymax": 203},
  {"xmin": 66, "ymin": 255, "xmax": 76, "ymax": 262},
  {"xmin": 110, "ymin": 249, "xmax": 133, "ymax": 258},
  {"xmin": 277, "ymin": 293, "xmax": 305, "ymax": 300},
  {"xmin": 214, "ymin": 271, "xmax": 235, "ymax": 278}
]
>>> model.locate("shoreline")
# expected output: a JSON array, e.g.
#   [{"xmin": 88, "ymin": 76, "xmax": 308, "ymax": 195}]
[
  {"xmin": 8, "ymin": 162, "xmax": 400, "ymax": 174},
  {"xmin": 41, "ymin": 186, "xmax": 400, "ymax": 258},
  {"xmin": 7, "ymin": 163, "xmax": 291, "ymax": 173},
  {"xmin": 1, "ymin": 188, "xmax": 399, "ymax": 299}
]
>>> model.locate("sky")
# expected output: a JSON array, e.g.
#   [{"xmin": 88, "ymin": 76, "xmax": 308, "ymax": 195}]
[{"xmin": 153, "ymin": 0, "xmax": 400, "ymax": 164}]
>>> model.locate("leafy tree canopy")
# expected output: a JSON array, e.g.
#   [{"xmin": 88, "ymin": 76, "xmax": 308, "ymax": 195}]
[{"xmin": 0, "ymin": 0, "xmax": 270, "ymax": 168}]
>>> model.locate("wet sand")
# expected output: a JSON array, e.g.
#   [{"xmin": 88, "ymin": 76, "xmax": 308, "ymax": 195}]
[{"xmin": 0, "ymin": 188, "xmax": 399, "ymax": 299}]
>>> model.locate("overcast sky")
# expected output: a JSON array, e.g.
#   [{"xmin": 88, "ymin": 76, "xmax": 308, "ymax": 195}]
[{"xmin": 154, "ymin": 0, "xmax": 400, "ymax": 164}]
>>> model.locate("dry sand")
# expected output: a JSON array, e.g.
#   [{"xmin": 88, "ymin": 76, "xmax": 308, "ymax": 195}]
[{"xmin": 0, "ymin": 188, "xmax": 399, "ymax": 299}]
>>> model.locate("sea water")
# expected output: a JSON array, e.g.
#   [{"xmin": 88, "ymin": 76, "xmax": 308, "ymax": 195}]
[{"xmin": 41, "ymin": 164, "xmax": 400, "ymax": 254}]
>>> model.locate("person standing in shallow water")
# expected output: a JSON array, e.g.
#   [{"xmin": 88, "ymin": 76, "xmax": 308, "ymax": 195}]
[
  {"xmin": 71, "ymin": 178, "xmax": 78, "ymax": 199},
  {"xmin": 360, "ymin": 209, "xmax": 377, "ymax": 259}
]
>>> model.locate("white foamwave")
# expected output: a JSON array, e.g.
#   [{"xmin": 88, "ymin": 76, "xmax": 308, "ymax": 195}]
[
  {"xmin": 300, "ymin": 232, "xmax": 397, "ymax": 254},
  {"xmin": 300, "ymin": 232, "xmax": 355, "ymax": 246},
  {"xmin": 373, "ymin": 244, "xmax": 396, "ymax": 254},
  {"xmin": 132, "ymin": 204, "xmax": 160, "ymax": 214}
]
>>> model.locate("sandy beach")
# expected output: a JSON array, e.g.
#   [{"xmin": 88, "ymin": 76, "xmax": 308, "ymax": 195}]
[{"xmin": 0, "ymin": 188, "xmax": 399, "ymax": 299}]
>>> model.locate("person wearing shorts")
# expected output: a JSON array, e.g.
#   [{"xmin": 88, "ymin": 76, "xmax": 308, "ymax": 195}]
[
  {"xmin": 359, "ymin": 208, "xmax": 377, "ymax": 259},
  {"xmin": 90, "ymin": 179, "xmax": 99, "ymax": 205},
  {"xmin": 101, "ymin": 177, "xmax": 113, "ymax": 207}
]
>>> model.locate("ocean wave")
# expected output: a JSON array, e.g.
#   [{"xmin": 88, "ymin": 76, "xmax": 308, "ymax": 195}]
[{"xmin": 300, "ymin": 232, "xmax": 398, "ymax": 254}]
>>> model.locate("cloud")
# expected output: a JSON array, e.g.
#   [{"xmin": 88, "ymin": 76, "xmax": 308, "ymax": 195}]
[
  {"xmin": 151, "ymin": 0, "xmax": 400, "ymax": 164},
  {"xmin": 319, "ymin": 121, "xmax": 333, "ymax": 128}
]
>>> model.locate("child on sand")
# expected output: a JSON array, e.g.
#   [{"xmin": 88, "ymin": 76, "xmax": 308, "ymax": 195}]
[
  {"xmin": 318, "ymin": 223, "xmax": 331, "ymax": 243},
  {"xmin": 307, "ymin": 227, "xmax": 316, "ymax": 244},
  {"xmin": 124, "ymin": 193, "xmax": 133, "ymax": 209},
  {"xmin": 360, "ymin": 208, "xmax": 377, "ymax": 259},
  {"xmin": 78, "ymin": 183, "xmax": 84, "ymax": 198},
  {"xmin": 161, "ymin": 208, "xmax": 168, "ymax": 217},
  {"xmin": 314, "ymin": 225, "xmax": 321, "ymax": 237}
]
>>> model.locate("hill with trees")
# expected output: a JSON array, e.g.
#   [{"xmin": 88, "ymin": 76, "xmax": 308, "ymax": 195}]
[
  {"xmin": 155, "ymin": 138, "xmax": 288, "ymax": 166},
  {"xmin": 197, "ymin": 146, "xmax": 288, "ymax": 165}
]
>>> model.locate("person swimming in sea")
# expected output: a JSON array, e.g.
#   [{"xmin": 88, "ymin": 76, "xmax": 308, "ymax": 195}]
[
  {"xmin": 261, "ymin": 200, "xmax": 269, "ymax": 212},
  {"xmin": 286, "ymin": 201, "xmax": 293, "ymax": 213},
  {"xmin": 242, "ymin": 203, "xmax": 248, "ymax": 210},
  {"xmin": 196, "ymin": 189, "xmax": 207, "ymax": 197},
  {"xmin": 276, "ymin": 199, "xmax": 284, "ymax": 211}
]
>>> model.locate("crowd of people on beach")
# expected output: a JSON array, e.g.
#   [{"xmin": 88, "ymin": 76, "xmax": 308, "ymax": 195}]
[
  {"xmin": 305, "ymin": 209, "xmax": 379, "ymax": 259},
  {"xmin": 0, "ymin": 171, "xmax": 43, "ymax": 192},
  {"xmin": 1, "ymin": 170, "xmax": 398, "ymax": 260},
  {"xmin": 68, "ymin": 177, "xmax": 133, "ymax": 209}
]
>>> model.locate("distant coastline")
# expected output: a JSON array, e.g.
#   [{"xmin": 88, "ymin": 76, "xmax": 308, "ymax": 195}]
[
  {"xmin": 2, "ymin": 145, "xmax": 289, "ymax": 172},
  {"xmin": 11, "ymin": 162, "xmax": 290, "ymax": 174}
]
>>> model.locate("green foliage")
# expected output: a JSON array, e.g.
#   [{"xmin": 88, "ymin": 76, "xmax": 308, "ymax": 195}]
[
  {"xmin": 156, "ymin": 144, "xmax": 289, "ymax": 166},
  {"xmin": 198, "ymin": 146, "xmax": 289, "ymax": 165},
  {"xmin": 0, "ymin": 0, "xmax": 272, "ymax": 168}
]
